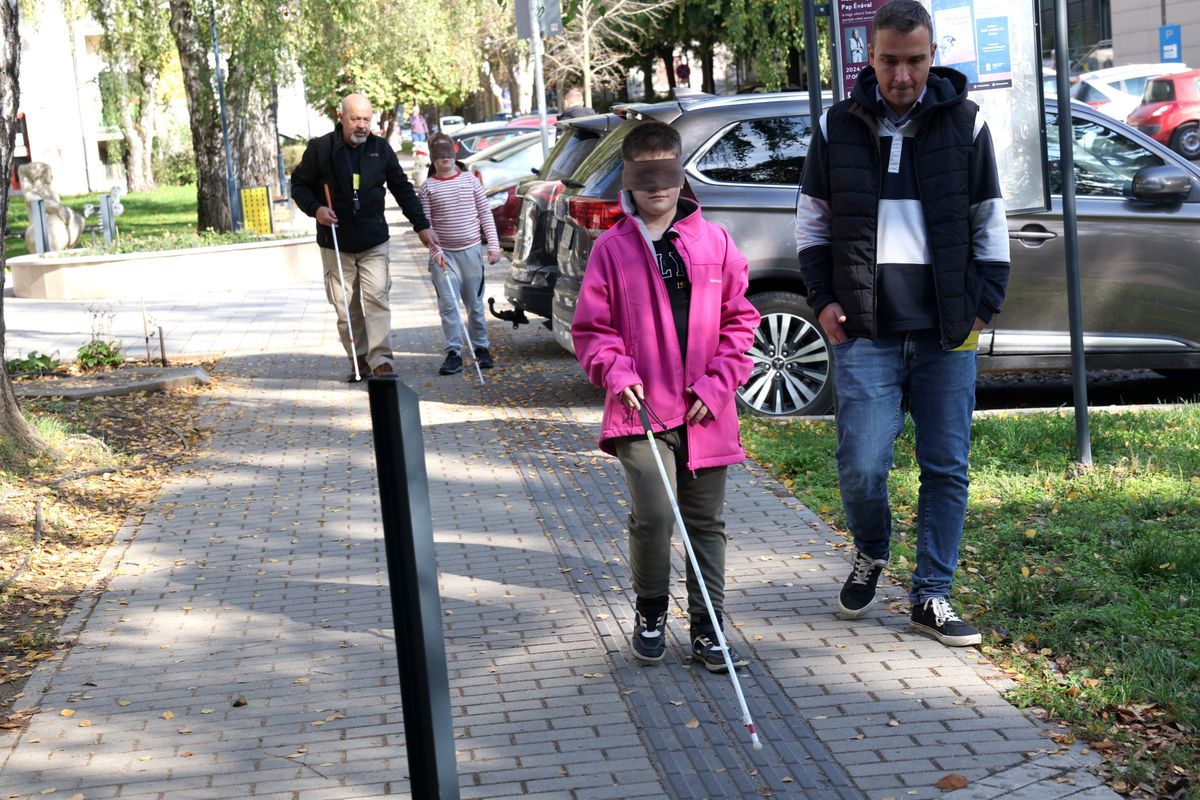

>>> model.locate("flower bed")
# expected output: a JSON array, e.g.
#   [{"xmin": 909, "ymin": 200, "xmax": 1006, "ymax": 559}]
[{"xmin": 9, "ymin": 236, "xmax": 318, "ymax": 300}]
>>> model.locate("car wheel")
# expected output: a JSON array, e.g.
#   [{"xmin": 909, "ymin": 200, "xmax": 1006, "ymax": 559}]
[
  {"xmin": 736, "ymin": 291, "xmax": 834, "ymax": 417},
  {"xmin": 1170, "ymin": 123, "xmax": 1200, "ymax": 160}
]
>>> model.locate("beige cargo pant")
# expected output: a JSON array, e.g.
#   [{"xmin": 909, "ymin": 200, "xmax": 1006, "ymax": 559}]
[{"xmin": 321, "ymin": 241, "xmax": 393, "ymax": 372}]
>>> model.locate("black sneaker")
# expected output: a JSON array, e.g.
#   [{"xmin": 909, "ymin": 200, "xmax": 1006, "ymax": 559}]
[
  {"xmin": 910, "ymin": 597, "xmax": 982, "ymax": 647},
  {"xmin": 631, "ymin": 607, "xmax": 668, "ymax": 664},
  {"xmin": 438, "ymin": 351, "xmax": 463, "ymax": 375},
  {"xmin": 474, "ymin": 347, "xmax": 494, "ymax": 369},
  {"xmin": 837, "ymin": 550, "xmax": 888, "ymax": 619},
  {"xmin": 690, "ymin": 627, "xmax": 749, "ymax": 673}
]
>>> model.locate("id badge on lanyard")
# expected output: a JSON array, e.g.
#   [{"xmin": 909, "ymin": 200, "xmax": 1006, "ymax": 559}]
[{"xmin": 352, "ymin": 173, "xmax": 360, "ymax": 214}]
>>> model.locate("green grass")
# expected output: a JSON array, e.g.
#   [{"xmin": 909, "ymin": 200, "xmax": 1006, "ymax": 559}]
[
  {"xmin": 743, "ymin": 407, "xmax": 1200, "ymax": 796},
  {"xmin": 4, "ymin": 184, "xmax": 200, "ymax": 260}
]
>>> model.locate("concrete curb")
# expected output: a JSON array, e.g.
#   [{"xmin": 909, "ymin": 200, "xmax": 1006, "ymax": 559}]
[{"xmin": 12, "ymin": 366, "xmax": 211, "ymax": 400}]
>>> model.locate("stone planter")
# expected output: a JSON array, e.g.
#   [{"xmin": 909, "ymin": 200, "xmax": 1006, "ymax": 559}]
[{"xmin": 9, "ymin": 236, "xmax": 318, "ymax": 300}]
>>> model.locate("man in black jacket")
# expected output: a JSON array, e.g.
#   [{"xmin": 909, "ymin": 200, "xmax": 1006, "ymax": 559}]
[
  {"xmin": 292, "ymin": 93, "xmax": 438, "ymax": 381},
  {"xmin": 794, "ymin": 0, "xmax": 1010, "ymax": 647}
]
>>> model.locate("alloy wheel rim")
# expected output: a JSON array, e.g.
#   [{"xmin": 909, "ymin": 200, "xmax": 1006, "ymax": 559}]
[{"xmin": 739, "ymin": 312, "xmax": 830, "ymax": 415}]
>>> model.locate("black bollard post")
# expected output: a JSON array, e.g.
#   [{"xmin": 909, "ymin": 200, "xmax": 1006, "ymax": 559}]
[{"xmin": 367, "ymin": 376, "xmax": 460, "ymax": 800}]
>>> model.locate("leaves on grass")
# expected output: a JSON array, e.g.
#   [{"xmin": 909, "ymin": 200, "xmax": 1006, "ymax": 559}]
[{"xmin": 0, "ymin": 369, "xmax": 215, "ymax": 732}]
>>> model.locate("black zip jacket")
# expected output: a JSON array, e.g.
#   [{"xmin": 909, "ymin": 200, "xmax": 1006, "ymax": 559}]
[{"xmin": 291, "ymin": 125, "xmax": 430, "ymax": 253}]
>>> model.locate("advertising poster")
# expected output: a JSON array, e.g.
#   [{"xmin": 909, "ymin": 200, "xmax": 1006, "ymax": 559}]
[{"xmin": 832, "ymin": 0, "xmax": 1046, "ymax": 213}]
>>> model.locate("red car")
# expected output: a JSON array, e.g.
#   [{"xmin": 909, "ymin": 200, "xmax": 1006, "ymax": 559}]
[
  {"xmin": 1127, "ymin": 68, "xmax": 1200, "ymax": 160},
  {"xmin": 507, "ymin": 114, "xmax": 558, "ymax": 127}
]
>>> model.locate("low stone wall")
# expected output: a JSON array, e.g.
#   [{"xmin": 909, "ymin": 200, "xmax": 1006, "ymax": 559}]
[{"xmin": 9, "ymin": 236, "xmax": 319, "ymax": 300}]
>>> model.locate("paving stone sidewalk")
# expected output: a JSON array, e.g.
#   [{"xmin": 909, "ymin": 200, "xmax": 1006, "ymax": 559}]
[{"xmin": 0, "ymin": 222, "xmax": 1119, "ymax": 799}]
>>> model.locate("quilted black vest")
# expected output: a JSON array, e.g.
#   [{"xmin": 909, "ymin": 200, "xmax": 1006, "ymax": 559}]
[{"xmin": 824, "ymin": 99, "xmax": 981, "ymax": 349}]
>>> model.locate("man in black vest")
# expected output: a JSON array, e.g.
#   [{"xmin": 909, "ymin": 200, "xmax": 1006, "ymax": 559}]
[
  {"xmin": 292, "ymin": 93, "xmax": 439, "ymax": 381},
  {"xmin": 795, "ymin": 0, "xmax": 1010, "ymax": 647}
]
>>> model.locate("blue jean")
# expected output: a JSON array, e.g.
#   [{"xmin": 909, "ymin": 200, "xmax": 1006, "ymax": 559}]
[{"xmin": 831, "ymin": 331, "xmax": 977, "ymax": 604}]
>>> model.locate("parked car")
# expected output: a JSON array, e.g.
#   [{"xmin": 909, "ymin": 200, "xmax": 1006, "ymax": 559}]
[
  {"xmin": 438, "ymin": 115, "xmax": 466, "ymax": 135},
  {"xmin": 452, "ymin": 123, "xmax": 530, "ymax": 159},
  {"xmin": 548, "ymin": 93, "xmax": 1200, "ymax": 417},
  {"xmin": 503, "ymin": 113, "xmax": 625, "ymax": 324},
  {"xmin": 1127, "ymin": 68, "xmax": 1200, "ymax": 159},
  {"xmin": 486, "ymin": 178, "xmax": 525, "ymax": 252},
  {"xmin": 464, "ymin": 131, "xmax": 554, "ymax": 193},
  {"xmin": 1070, "ymin": 63, "xmax": 1191, "ymax": 122},
  {"xmin": 508, "ymin": 114, "xmax": 558, "ymax": 127}
]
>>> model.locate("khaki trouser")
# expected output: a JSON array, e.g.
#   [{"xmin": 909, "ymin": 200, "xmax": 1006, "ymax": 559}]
[
  {"xmin": 321, "ymin": 241, "xmax": 392, "ymax": 370},
  {"xmin": 612, "ymin": 426, "xmax": 729, "ymax": 623}
]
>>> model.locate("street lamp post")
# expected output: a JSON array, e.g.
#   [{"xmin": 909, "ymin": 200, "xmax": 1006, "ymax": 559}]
[{"xmin": 208, "ymin": 0, "xmax": 242, "ymax": 231}]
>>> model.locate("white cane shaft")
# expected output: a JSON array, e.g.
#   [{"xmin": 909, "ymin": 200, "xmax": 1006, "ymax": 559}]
[
  {"xmin": 458, "ymin": 316, "xmax": 485, "ymax": 385},
  {"xmin": 642, "ymin": 433, "xmax": 757, "ymax": 731},
  {"xmin": 329, "ymin": 227, "xmax": 359, "ymax": 379},
  {"xmin": 447, "ymin": 270, "xmax": 485, "ymax": 386}
]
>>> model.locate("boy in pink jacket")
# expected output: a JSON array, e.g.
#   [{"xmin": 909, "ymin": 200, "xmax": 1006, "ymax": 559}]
[{"xmin": 572, "ymin": 121, "xmax": 760, "ymax": 671}]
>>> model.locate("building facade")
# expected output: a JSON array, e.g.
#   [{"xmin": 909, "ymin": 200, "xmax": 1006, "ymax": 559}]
[{"xmin": 1110, "ymin": 0, "xmax": 1200, "ymax": 65}]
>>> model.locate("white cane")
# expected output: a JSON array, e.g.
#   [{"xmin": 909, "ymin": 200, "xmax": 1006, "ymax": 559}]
[
  {"xmin": 637, "ymin": 405, "xmax": 762, "ymax": 751},
  {"xmin": 441, "ymin": 262, "xmax": 485, "ymax": 386},
  {"xmin": 324, "ymin": 184, "xmax": 360, "ymax": 382}
]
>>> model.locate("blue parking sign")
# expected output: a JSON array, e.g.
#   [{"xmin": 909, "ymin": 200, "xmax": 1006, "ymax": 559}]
[{"xmin": 1160, "ymin": 24, "xmax": 1182, "ymax": 63}]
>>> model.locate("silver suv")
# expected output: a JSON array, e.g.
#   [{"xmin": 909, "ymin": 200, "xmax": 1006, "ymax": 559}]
[{"xmin": 549, "ymin": 92, "xmax": 1200, "ymax": 416}]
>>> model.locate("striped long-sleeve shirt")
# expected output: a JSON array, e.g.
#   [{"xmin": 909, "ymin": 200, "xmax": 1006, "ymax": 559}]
[{"xmin": 418, "ymin": 171, "xmax": 499, "ymax": 257}]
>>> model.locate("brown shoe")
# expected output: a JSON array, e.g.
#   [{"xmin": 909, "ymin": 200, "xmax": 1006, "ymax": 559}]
[{"xmin": 372, "ymin": 363, "xmax": 394, "ymax": 378}]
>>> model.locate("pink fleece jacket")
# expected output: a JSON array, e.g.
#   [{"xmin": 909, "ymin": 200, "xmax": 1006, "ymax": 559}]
[{"xmin": 572, "ymin": 196, "xmax": 760, "ymax": 471}]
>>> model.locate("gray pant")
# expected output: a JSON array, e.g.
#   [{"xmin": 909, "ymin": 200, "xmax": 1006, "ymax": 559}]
[
  {"xmin": 613, "ymin": 427, "xmax": 728, "ymax": 622},
  {"xmin": 429, "ymin": 245, "xmax": 490, "ymax": 353},
  {"xmin": 321, "ymin": 241, "xmax": 393, "ymax": 370}
]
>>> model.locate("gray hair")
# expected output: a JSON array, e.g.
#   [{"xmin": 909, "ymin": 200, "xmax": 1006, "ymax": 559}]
[{"xmin": 873, "ymin": 0, "xmax": 933, "ymax": 38}]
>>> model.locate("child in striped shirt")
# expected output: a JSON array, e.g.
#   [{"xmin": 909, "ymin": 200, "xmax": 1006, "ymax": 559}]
[{"xmin": 419, "ymin": 133, "xmax": 501, "ymax": 376}]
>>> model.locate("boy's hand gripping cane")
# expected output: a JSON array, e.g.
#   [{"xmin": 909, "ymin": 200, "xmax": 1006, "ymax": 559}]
[
  {"xmin": 637, "ymin": 405, "xmax": 763, "ymax": 752},
  {"xmin": 323, "ymin": 184, "xmax": 360, "ymax": 382},
  {"xmin": 442, "ymin": 267, "xmax": 486, "ymax": 386}
]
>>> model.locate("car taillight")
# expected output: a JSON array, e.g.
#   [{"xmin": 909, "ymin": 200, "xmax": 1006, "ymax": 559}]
[
  {"xmin": 1086, "ymin": 100, "xmax": 1106, "ymax": 109},
  {"xmin": 529, "ymin": 180, "xmax": 562, "ymax": 205},
  {"xmin": 567, "ymin": 196, "xmax": 624, "ymax": 239}
]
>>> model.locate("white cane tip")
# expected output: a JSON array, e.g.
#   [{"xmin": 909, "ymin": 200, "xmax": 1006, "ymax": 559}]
[{"xmin": 751, "ymin": 734, "xmax": 763, "ymax": 751}]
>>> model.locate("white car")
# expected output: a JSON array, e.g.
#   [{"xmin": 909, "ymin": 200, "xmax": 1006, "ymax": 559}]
[
  {"xmin": 1070, "ymin": 63, "xmax": 1191, "ymax": 121},
  {"xmin": 464, "ymin": 132, "xmax": 554, "ymax": 192},
  {"xmin": 438, "ymin": 115, "xmax": 466, "ymax": 135}
]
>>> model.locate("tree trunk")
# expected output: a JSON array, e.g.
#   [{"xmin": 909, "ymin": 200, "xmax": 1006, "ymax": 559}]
[
  {"xmin": 657, "ymin": 45, "xmax": 676, "ymax": 92},
  {"xmin": 640, "ymin": 52, "xmax": 654, "ymax": 101},
  {"xmin": 167, "ymin": 0, "xmax": 231, "ymax": 232},
  {"xmin": 788, "ymin": 46, "xmax": 803, "ymax": 89},
  {"xmin": 0, "ymin": 0, "xmax": 48, "ymax": 459},
  {"xmin": 120, "ymin": 95, "xmax": 150, "ymax": 191},
  {"xmin": 700, "ymin": 38, "xmax": 716, "ymax": 94},
  {"xmin": 581, "ymin": 19, "xmax": 592, "ymax": 108},
  {"xmin": 229, "ymin": 63, "xmax": 278, "ymax": 196},
  {"xmin": 136, "ymin": 66, "xmax": 159, "ymax": 191}
]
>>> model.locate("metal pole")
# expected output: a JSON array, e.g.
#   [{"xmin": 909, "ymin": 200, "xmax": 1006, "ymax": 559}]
[
  {"xmin": 157, "ymin": 326, "xmax": 167, "ymax": 367},
  {"xmin": 367, "ymin": 378, "xmax": 460, "ymax": 800},
  {"xmin": 529, "ymin": 0, "xmax": 551, "ymax": 160},
  {"xmin": 209, "ymin": 0, "xmax": 242, "ymax": 231},
  {"xmin": 1053, "ymin": 0, "xmax": 1093, "ymax": 466},
  {"xmin": 142, "ymin": 298, "xmax": 152, "ymax": 364},
  {"xmin": 803, "ymin": 0, "xmax": 824, "ymax": 128}
]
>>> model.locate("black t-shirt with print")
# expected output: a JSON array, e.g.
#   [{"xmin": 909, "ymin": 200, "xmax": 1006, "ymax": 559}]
[{"xmin": 653, "ymin": 232, "xmax": 690, "ymax": 364}]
